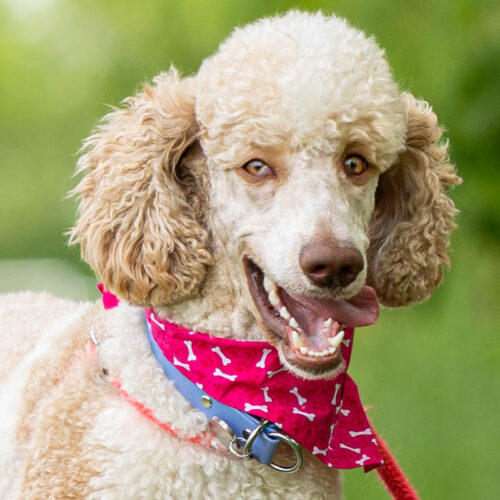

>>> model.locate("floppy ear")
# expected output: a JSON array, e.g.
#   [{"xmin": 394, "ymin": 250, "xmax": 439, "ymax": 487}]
[
  {"xmin": 69, "ymin": 69, "xmax": 213, "ymax": 307},
  {"xmin": 367, "ymin": 93, "xmax": 462, "ymax": 307}
]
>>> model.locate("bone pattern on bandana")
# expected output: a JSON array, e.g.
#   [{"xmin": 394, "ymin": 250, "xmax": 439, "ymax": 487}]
[{"xmin": 144, "ymin": 309, "xmax": 383, "ymax": 470}]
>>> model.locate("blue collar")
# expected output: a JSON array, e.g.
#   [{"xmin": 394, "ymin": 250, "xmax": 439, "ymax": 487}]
[{"xmin": 144, "ymin": 314, "xmax": 302, "ymax": 472}]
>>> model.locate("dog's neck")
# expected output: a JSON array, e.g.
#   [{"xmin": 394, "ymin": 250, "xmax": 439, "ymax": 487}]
[{"xmin": 96, "ymin": 296, "xmax": 385, "ymax": 472}]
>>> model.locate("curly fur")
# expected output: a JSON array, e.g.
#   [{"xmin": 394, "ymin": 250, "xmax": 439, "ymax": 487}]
[
  {"xmin": 69, "ymin": 72, "xmax": 213, "ymax": 307},
  {"xmin": 69, "ymin": 12, "xmax": 460, "ymax": 314},
  {"xmin": 1, "ymin": 10, "xmax": 460, "ymax": 499},
  {"xmin": 367, "ymin": 93, "xmax": 462, "ymax": 306}
]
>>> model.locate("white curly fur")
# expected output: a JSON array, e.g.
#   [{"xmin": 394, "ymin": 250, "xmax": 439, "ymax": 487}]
[{"xmin": 0, "ymin": 11, "xmax": 460, "ymax": 499}]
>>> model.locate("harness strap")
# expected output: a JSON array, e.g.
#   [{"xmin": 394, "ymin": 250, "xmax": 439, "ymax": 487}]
[{"xmin": 109, "ymin": 376, "xmax": 216, "ymax": 447}]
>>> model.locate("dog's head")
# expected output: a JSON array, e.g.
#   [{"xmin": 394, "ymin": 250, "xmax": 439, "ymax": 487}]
[{"xmin": 70, "ymin": 12, "xmax": 461, "ymax": 379}]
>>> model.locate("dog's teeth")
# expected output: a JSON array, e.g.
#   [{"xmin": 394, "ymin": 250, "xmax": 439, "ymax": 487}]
[
  {"xmin": 263, "ymin": 276, "xmax": 277, "ymax": 293},
  {"xmin": 298, "ymin": 345, "xmax": 338, "ymax": 358},
  {"xmin": 279, "ymin": 306, "xmax": 291, "ymax": 320},
  {"xmin": 328, "ymin": 330, "xmax": 345, "ymax": 349},
  {"xmin": 268, "ymin": 290, "xmax": 280, "ymax": 306},
  {"xmin": 324, "ymin": 318, "xmax": 333, "ymax": 328},
  {"xmin": 292, "ymin": 330, "xmax": 303, "ymax": 349},
  {"xmin": 289, "ymin": 317, "xmax": 299, "ymax": 329}
]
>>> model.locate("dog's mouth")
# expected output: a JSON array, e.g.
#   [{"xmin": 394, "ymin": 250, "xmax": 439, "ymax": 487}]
[{"xmin": 243, "ymin": 257, "xmax": 379, "ymax": 376}]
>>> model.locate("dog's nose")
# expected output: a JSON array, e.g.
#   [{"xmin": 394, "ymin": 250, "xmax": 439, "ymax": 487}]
[{"xmin": 299, "ymin": 244, "xmax": 364, "ymax": 288}]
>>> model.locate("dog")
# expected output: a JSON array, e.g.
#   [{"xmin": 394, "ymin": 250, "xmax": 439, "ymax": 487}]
[{"xmin": 0, "ymin": 11, "xmax": 460, "ymax": 499}]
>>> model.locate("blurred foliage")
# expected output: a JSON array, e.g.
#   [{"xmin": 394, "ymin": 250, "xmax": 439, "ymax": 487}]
[{"xmin": 0, "ymin": 0, "xmax": 499, "ymax": 498}]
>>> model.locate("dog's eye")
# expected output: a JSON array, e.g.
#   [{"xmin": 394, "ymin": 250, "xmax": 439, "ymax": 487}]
[
  {"xmin": 343, "ymin": 155, "xmax": 368, "ymax": 176},
  {"xmin": 242, "ymin": 160, "xmax": 274, "ymax": 178}
]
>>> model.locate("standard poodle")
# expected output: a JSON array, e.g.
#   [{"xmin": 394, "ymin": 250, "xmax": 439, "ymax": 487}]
[{"xmin": 0, "ymin": 11, "xmax": 461, "ymax": 499}]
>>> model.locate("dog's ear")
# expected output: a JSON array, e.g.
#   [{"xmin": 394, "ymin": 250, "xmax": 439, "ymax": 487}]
[
  {"xmin": 69, "ymin": 69, "xmax": 213, "ymax": 307},
  {"xmin": 367, "ymin": 93, "xmax": 462, "ymax": 307}
]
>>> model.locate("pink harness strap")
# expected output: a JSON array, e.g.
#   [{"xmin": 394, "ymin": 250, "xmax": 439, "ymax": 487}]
[{"xmin": 108, "ymin": 375, "xmax": 215, "ymax": 447}]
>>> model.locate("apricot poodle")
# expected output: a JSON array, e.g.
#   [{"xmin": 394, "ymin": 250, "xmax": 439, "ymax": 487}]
[{"xmin": 0, "ymin": 11, "xmax": 460, "ymax": 499}]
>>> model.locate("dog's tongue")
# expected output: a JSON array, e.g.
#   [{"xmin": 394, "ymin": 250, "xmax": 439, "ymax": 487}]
[{"xmin": 283, "ymin": 285, "xmax": 379, "ymax": 328}]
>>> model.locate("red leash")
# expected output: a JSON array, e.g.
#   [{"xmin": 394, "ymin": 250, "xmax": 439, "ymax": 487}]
[{"xmin": 369, "ymin": 419, "xmax": 420, "ymax": 499}]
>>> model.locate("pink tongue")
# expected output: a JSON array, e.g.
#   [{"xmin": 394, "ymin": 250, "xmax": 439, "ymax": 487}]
[{"xmin": 286, "ymin": 285, "xmax": 379, "ymax": 327}]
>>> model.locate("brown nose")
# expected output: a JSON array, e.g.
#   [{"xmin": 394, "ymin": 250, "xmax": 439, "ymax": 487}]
[{"xmin": 299, "ymin": 243, "xmax": 364, "ymax": 288}]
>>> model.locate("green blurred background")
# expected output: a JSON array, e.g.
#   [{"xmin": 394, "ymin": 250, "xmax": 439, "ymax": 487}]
[{"xmin": 0, "ymin": 0, "xmax": 498, "ymax": 497}]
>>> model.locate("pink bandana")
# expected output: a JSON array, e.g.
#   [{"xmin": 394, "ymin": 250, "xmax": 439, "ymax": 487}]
[
  {"xmin": 99, "ymin": 286, "xmax": 382, "ymax": 471},
  {"xmin": 145, "ymin": 310, "xmax": 382, "ymax": 471}
]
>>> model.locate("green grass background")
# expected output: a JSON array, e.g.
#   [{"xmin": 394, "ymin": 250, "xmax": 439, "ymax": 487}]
[{"xmin": 0, "ymin": 0, "xmax": 498, "ymax": 498}]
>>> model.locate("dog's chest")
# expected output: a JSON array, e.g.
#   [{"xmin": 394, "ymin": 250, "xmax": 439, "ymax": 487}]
[
  {"xmin": 92, "ymin": 304, "xmax": 342, "ymax": 499},
  {"xmin": 86, "ymin": 399, "xmax": 342, "ymax": 499}
]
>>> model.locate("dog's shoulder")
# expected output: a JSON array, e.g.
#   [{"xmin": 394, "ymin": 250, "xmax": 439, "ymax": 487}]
[
  {"xmin": 0, "ymin": 290, "xmax": 91, "ymax": 321},
  {"xmin": 0, "ymin": 292, "xmax": 98, "ymax": 384},
  {"xmin": 0, "ymin": 293, "xmax": 106, "ymax": 498}
]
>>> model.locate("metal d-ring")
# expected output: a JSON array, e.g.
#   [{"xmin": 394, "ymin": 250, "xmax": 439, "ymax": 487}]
[
  {"xmin": 229, "ymin": 436, "xmax": 252, "ymax": 458},
  {"xmin": 243, "ymin": 419, "xmax": 303, "ymax": 473},
  {"xmin": 266, "ymin": 431, "xmax": 303, "ymax": 473},
  {"xmin": 211, "ymin": 416, "xmax": 303, "ymax": 473},
  {"xmin": 209, "ymin": 416, "xmax": 252, "ymax": 459},
  {"xmin": 242, "ymin": 419, "xmax": 270, "ymax": 456}
]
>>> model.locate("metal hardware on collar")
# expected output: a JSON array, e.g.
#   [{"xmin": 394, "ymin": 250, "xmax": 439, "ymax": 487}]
[
  {"xmin": 144, "ymin": 314, "xmax": 303, "ymax": 473},
  {"xmin": 213, "ymin": 417, "xmax": 302, "ymax": 472},
  {"xmin": 229, "ymin": 436, "xmax": 252, "ymax": 459},
  {"xmin": 201, "ymin": 395, "xmax": 213, "ymax": 408},
  {"xmin": 210, "ymin": 416, "xmax": 251, "ymax": 459},
  {"xmin": 209, "ymin": 416, "xmax": 235, "ymax": 450},
  {"xmin": 242, "ymin": 418, "xmax": 271, "ymax": 456},
  {"xmin": 267, "ymin": 431, "xmax": 303, "ymax": 473},
  {"xmin": 89, "ymin": 327, "xmax": 99, "ymax": 346},
  {"xmin": 242, "ymin": 419, "xmax": 302, "ymax": 472}
]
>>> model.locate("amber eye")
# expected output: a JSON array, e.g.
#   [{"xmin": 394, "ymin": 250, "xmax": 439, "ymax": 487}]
[
  {"xmin": 343, "ymin": 155, "xmax": 368, "ymax": 176},
  {"xmin": 242, "ymin": 159, "xmax": 274, "ymax": 178}
]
